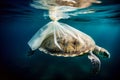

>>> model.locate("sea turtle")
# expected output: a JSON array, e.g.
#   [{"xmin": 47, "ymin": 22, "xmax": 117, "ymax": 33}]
[{"xmin": 28, "ymin": 27, "xmax": 110, "ymax": 74}]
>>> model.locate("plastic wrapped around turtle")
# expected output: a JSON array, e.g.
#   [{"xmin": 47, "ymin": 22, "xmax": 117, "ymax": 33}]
[{"xmin": 28, "ymin": 21, "xmax": 96, "ymax": 56}]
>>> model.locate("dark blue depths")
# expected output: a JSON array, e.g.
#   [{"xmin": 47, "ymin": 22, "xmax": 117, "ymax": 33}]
[{"xmin": 0, "ymin": 0, "xmax": 120, "ymax": 80}]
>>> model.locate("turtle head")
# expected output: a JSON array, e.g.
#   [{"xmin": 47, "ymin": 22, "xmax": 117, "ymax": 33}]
[
  {"xmin": 99, "ymin": 49, "xmax": 110, "ymax": 58},
  {"xmin": 94, "ymin": 46, "xmax": 110, "ymax": 58}
]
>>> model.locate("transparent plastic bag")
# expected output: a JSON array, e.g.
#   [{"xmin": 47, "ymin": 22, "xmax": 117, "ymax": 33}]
[{"xmin": 28, "ymin": 21, "xmax": 95, "ymax": 56}]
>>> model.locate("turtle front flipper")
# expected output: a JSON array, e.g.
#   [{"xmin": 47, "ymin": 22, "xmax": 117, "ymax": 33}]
[
  {"xmin": 88, "ymin": 51, "xmax": 101, "ymax": 74},
  {"xmin": 94, "ymin": 46, "xmax": 110, "ymax": 58}
]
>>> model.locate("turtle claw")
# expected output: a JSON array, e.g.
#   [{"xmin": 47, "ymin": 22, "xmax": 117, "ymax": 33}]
[{"xmin": 88, "ymin": 51, "xmax": 101, "ymax": 74}]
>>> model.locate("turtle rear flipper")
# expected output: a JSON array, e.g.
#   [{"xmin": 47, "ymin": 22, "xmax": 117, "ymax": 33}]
[{"xmin": 88, "ymin": 51, "xmax": 101, "ymax": 74}]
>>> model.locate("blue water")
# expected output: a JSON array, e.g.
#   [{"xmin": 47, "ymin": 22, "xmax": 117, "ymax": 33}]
[{"xmin": 0, "ymin": 0, "xmax": 120, "ymax": 80}]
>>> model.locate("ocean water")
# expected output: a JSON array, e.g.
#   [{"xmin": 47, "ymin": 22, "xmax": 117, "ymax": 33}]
[{"xmin": 0, "ymin": 0, "xmax": 120, "ymax": 80}]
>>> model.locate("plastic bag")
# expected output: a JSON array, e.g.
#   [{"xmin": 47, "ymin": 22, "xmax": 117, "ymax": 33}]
[{"xmin": 28, "ymin": 21, "xmax": 95, "ymax": 56}]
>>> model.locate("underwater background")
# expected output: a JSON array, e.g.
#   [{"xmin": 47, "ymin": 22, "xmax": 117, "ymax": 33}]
[{"xmin": 0, "ymin": 0, "xmax": 120, "ymax": 80}]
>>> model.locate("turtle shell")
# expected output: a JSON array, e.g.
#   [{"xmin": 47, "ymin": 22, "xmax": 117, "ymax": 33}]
[{"xmin": 39, "ymin": 32, "xmax": 96, "ymax": 57}]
